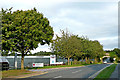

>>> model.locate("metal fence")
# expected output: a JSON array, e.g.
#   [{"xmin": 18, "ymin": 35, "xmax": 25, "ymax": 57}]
[{"xmin": 4, "ymin": 56, "xmax": 67, "ymax": 69}]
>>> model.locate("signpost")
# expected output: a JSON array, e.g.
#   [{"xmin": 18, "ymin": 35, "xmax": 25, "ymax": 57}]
[
  {"xmin": 55, "ymin": 62, "xmax": 63, "ymax": 65},
  {"xmin": 50, "ymin": 55, "xmax": 56, "ymax": 64},
  {"xmin": 32, "ymin": 63, "xmax": 44, "ymax": 67},
  {"xmin": 50, "ymin": 55, "xmax": 63, "ymax": 65}
]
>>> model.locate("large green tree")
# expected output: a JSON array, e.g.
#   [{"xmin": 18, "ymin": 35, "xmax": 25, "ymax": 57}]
[
  {"xmin": 51, "ymin": 30, "xmax": 83, "ymax": 65},
  {"xmin": 2, "ymin": 8, "xmax": 54, "ymax": 69}
]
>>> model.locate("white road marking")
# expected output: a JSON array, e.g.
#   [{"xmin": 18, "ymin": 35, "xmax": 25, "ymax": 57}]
[
  {"xmin": 72, "ymin": 70, "xmax": 82, "ymax": 73},
  {"xmin": 54, "ymin": 76, "xmax": 62, "ymax": 78},
  {"xmin": 49, "ymin": 76, "xmax": 62, "ymax": 80}
]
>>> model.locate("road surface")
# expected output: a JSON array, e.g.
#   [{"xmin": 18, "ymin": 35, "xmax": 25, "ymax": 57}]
[{"xmin": 21, "ymin": 64, "xmax": 111, "ymax": 80}]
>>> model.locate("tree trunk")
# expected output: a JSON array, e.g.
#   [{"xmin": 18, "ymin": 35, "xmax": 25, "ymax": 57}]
[
  {"xmin": 85, "ymin": 57, "xmax": 88, "ymax": 64},
  {"xmin": 87, "ymin": 57, "xmax": 90, "ymax": 64},
  {"xmin": 100, "ymin": 58, "xmax": 103, "ymax": 63},
  {"xmin": 82, "ymin": 58, "xmax": 83, "ymax": 62},
  {"xmin": 21, "ymin": 52, "xmax": 24, "ymax": 70},
  {"xmin": 95, "ymin": 58, "xmax": 98, "ymax": 64},
  {"xmin": 68, "ymin": 57, "xmax": 70, "ymax": 65}
]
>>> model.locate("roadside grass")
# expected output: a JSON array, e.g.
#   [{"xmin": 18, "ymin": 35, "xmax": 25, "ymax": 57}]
[
  {"xmin": 93, "ymin": 64, "xmax": 117, "ymax": 80},
  {"xmin": 2, "ymin": 63, "xmax": 101, "ymax": 78},
  {"xmin": 2, "ymin": 69, "xmax": 34, "ymax": 78},
  {"xmin": 2, "ymin": 64, "xmax": 89, "ymax": 78},
  {"xmin": 25, "ymin": 63, "xmax": 95, "ymax": 69}
]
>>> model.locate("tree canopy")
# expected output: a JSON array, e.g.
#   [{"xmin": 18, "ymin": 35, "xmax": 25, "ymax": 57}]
[
  {"xmin": 51, "ymin": 29, "xmax": 105, "ymax": 65},
  {"xmin": 1, "ymin": 8, "xmax": 54, "ymax": 69},
  {"xmin": 113, "ymin": 48, "xmax": 120, "ymax": 57}
]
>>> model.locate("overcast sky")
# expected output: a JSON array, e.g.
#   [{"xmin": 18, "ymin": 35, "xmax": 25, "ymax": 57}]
[{"xmin": 1, "ymin": 0, "xmax": 119, "ymax": 53}]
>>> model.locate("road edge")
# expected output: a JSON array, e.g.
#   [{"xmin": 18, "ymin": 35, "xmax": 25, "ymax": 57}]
[
  {"xmin": 88, "ymin": 64, "xmax": 113, "ymax": 79},
  {"xmin": 5, "ymin": 71, "xmax": 48, "ymax": 79}
]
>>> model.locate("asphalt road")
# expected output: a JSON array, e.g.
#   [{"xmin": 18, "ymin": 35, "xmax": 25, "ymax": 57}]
[{"xmin": 23, "ymin": 64, "xmax": 111, "ymax": 80}]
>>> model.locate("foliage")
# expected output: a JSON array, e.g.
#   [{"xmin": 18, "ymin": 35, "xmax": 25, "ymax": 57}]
[
  {"xmin": 109, "ymin": 51, "xmax": 117, "ymax": 57},
  {"xmin": 51, "ymin": 30, "xmax": 83, "ymax": 65},
  {"xmin": 78, "ymin": 38, "xmax": 104, "ymax": 64},
  {"xmin": 1, "ymin": 7, "xmax": 54, "ymax": 69},
  {"xmin": 113, "ymin": 48, "xmax": 120, "ymax": 57},
  {"xmin": 94, "ymin": 64, "xmax": 117, "ymax": 79},
  {"xmin": 51, "ymin": 29, "xmax": 104, "ymax": 65},
  {"xmin": 105, "ymin": 48, "xmax": 120, "ymax": 62}
]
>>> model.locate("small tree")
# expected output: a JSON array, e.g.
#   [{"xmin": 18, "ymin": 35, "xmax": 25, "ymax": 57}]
[
  {"xmin": 89, "ymin": 40, "xmax": 104, "ymax": 63},
  {"xmin": 81, "ymin": 37, "xmax": 91, "ymax": 64},
  {"xmin": 113, "ymin": 48, "xmax": 120, "ymax": 58},
  {"xmin": 81, "ymin": 39, "xmax": 104, "ymax": 64},
  {"xmin": 51, "ymin": 30, "xmax": 83, "ymax": 65},
  {"xmin": 2, "ymin": 8, "xmax": 54, "ymax": 69}
]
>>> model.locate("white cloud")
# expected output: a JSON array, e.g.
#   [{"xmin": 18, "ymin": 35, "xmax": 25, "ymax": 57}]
[
  {"xmin": 95, "ymin": 36, "xmax": 118, "ymax": 41},
  {"xmin": 50, "ymin": 3, "xmax": 117, "ymax": 37},
  {"xmin": 1, "ymin": 0, "xmax": 118, "ymax": 52},
  {"xmin": 31, "ymin": 44, "xmax": 51, "ymax": 54},
  {"xmin": 49, "ymin": 2, "xmax": 118, "ymax": 50},
  {"xmin": 92, "ymin": 36, "xmax": 118, "ymax": 50}
]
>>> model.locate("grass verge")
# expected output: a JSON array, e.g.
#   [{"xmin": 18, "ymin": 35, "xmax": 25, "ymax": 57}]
[
  {"xmin": 2, "ymin": 64, "xmax": 92, "ymax": 78},
  {"xmin": 2, "ymin": 63, "xmax": 98, "ymax": 78},
  {"xmin": 26, "ymin": 64, "xmax": 95, "ymax": 69},
  {"xmin": 2, "ymin": 70, "xmax": 34, "ymax": 78},
  {"xmin": 93, "ymin": 64, "xmax": 117, "ymax": 80}
]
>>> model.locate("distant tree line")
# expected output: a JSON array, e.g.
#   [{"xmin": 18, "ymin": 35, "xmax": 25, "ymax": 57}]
[{"xmin": 51, "ymin": 30, "xmax": 105, "ymax": 65}]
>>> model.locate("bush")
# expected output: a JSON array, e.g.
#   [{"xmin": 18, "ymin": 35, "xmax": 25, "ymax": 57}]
[{"xmin": 72, "ymin": 61, "xmax": 81, "ymax": 65}]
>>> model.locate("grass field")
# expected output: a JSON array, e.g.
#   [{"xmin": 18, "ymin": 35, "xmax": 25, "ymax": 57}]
[
  {"xmin": 94, "ymin": 64, "xmax": 117, "ymax": 80},
  {"xmin": 2, "ymin": 70, "xmax": 34, "ymax": 78}
]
